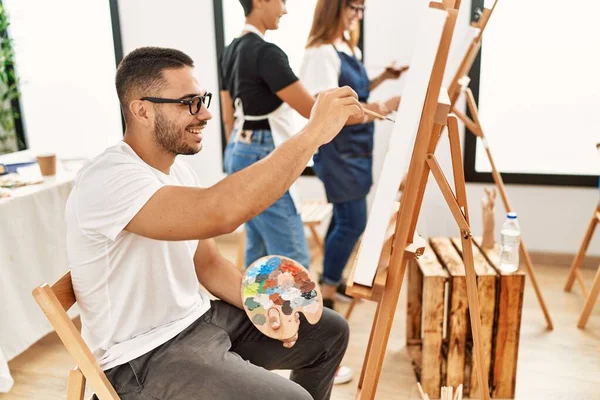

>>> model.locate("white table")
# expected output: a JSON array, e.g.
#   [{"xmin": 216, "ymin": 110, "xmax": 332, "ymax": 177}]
[{"xmin": 0, "ymin": 154, "xmax": 80, "ymax": 392}]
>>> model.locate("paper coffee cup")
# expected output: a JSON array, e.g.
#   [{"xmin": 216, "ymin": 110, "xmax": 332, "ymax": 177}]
[{"xmin": 36, "ymin": 153, "xmax": 56, "ymax": 177}]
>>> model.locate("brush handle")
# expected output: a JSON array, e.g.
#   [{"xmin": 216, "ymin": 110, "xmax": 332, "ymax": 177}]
[{"xmin": 362, "ymin": 108, "xmax": 395, "ymax": 123}]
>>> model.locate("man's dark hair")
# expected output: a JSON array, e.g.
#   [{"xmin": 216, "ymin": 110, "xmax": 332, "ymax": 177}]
[
  {"xmin": 239, "ymin": 0, "xmax": 253, "ymax": 16},
  {"xmin": 115, "ymin": 47, "xmax": 194, "ymax": 121}
]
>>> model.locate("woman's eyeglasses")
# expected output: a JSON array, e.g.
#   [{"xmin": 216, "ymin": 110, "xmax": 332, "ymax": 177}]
[
  {"xmin": 140, "ymin": 93, "xmax": 212, "ymax": 116},
  {"xmin": 348, "ymin": 4, "xmax": 365, "ymax": 14}
]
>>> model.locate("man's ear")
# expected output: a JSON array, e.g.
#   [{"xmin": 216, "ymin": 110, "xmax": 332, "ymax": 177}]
[
  {"xmin": 129, "ymin": 99, "xmax": 153, "ymax": 127},
  {"xmin": 252, "ymin": 0, "xmax": 266, "ymax": 11}
]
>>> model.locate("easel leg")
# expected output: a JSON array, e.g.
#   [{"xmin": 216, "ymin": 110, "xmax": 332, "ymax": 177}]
[
  {"xmin": 427, "ymin": 116, "xmax": 491, "ymax": 399},
  {"xmin": 356, "ymin": 257, "xmax": 410, "ymax": 400},
  {"xmin": 577, "ymin": 265, "xmax": 600, "ymax": 329},
  {"xmin": 565, "ymin": 205, "xmax": 598, "ymax": 294},
  {"xmin": 518, "ymin": 242, "xmax": 553, "ymax": 329},
  {"xmin": 357, "ymin": 295, "xmax": 383, "ymax": 390},
  {"xmin": 356, "ymin": 123, "xmax": 449, "ymax": 399},
  {"xmin": 464, "ymin": 89, "xmax": 554, "ymax": 330}
]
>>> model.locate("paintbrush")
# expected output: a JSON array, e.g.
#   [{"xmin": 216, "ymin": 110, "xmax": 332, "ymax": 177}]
[
  {"xmin": 362, "ymin": 107, "xmax": 395, "ymax": 123},
  {"xmin": 416, "ymin": 382, "xmax": 430, "ymax": 400}
]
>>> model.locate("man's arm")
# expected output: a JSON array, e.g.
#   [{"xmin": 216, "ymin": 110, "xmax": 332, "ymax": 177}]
[
  {"xmin": 124, "ymin": 87, "xmax": 363, "ymax": 241},
  {"xmin": 194, "ymin": 238, "xmax": 243, "ymax": 309},
  {"xmin": 220, "ymin": 90, "xmax": 235, "ymax": 140}
]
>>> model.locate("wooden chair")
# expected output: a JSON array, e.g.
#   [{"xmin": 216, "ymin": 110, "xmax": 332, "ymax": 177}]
[
  {"xmin": 236, "ymin": 200, "xmax": 333, "ymax": 269},
  {"xmin": 32, "ymin": 272, "xmax": 119, "ymax": 400}
]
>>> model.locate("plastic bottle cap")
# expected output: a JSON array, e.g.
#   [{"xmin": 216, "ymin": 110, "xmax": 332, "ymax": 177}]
[{"xmin": 507, "ymin": 212, "xmax": 517, "ymax": 219}]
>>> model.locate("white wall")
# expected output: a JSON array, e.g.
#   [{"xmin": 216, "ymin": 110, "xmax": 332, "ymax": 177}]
[
  {"xmin": 117, "ymin": 0, "xmax": 226, "ymax": 186},
  {"xmin": 4, "ymin": 0, "xmax": 122, "ymax": 160},
  {"xmin": 117, "ymin": 0, "xmax": 600, "ymax": 256}
]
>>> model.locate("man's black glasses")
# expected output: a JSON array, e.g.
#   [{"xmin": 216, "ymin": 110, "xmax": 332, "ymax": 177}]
[{"xmin": 140, "ymin": 93, "xmax": 212, "ymax": 115}]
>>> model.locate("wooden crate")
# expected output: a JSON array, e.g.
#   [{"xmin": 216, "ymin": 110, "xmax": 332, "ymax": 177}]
[
  {"xmin": 406, "ymin": 243, "xmax": 449, "ymax": 400},
  {"xmin": 406, "ymin": 237, "xmax": 525, "ymax": 399},
  {"xmin": 475, "ymin": 240, "xmax": 526, "ymax": 399}
]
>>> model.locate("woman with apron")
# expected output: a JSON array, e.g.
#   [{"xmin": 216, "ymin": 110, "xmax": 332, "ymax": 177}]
[
  {"xmin": 219, "ymin": 0, "xmax": 317, "ymax": 269},
  {"xmin": 300, "ymin": 0, "xmax": 408, "ymax": 310}
]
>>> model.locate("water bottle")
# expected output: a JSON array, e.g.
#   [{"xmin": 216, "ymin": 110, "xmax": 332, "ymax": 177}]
[{"xmin": 499, "ymin": 212, "xmax": 521, "ymax": 273}]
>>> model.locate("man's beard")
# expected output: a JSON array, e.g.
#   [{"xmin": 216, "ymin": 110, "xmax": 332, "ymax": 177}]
[{"xmin": 153, "ymin": 111, "xmax": 198, "ymax": 156}]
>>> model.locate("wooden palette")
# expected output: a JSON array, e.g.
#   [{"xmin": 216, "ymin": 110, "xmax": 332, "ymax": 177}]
[{"xmin": 241, "ymin": 255, "xmax": 323, "ymax": 341}]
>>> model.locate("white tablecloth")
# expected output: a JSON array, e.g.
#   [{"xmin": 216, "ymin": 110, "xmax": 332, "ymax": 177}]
[{"xmin": 0, "ymin": 163, "xmax": 77, "ymax": 392}]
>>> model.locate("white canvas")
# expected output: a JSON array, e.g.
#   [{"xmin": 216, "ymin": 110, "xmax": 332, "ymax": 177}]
[
  {"xmin": 352, "ymin": 7, "xmax": 448, "ymax": 287},
  {"xmin": 443, "ymin": 26, "xmax": 480, "ymax": 88}
]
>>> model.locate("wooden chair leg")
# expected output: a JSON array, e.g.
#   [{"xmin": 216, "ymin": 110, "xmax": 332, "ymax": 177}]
[
  {"xmin": 236, "ymin": 226, "xmax": 245, "ymax": 271},
  {"xmin": 344, "ymin": 298, "xmax": 359, "ymax": 320},
  {"xmin": 67, "ymin": 367, "xmax": 86, "ymax": 400},
  {"xmin": 578, "ymin": 265, "xmax": 600, "ymax": 329},
  {"xmin": 308, "ymin": 224, "xmax": 324, "ymax": 256}
]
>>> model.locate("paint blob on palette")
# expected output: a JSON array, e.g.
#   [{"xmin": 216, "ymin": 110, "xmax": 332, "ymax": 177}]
[{"xmin": 241, "ymin": 255, "xmax": 323, "ymax": 341}]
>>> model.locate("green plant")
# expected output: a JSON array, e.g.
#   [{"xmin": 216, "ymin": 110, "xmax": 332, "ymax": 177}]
[{"xmin": 0, "ymin": 1, "xmax": 20, "ymax": 155}]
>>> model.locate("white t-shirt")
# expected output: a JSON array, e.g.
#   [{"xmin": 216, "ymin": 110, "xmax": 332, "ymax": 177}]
[
  {"xmin": 65, "ymin": 142, "xmax": 211, "ymax": 370},
  {"xmin": 299, "ymin": 41, "xmax": 362, "ymax": 96}
]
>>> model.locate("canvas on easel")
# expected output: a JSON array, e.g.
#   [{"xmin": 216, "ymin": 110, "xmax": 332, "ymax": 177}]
[
  {"xmin": 444, "ymin": 0, "xmax": 554, "ymax": 329},
  {"xmin": 351, "ymin": 3, "xmax": 449, "ymax": 288},
  {"xmin": 346, "ymin": 1, "xmax": 492, "ymax": 399}
]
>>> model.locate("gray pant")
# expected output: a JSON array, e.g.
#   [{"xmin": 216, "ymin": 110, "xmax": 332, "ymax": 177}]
[{"xmin": 102, "ymin": 300, "xmax": 350, "ymax": 400}]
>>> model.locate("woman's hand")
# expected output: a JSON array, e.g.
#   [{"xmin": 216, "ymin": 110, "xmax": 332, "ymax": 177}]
[
  {"xmin": 384, "ymin": 96, "xmax": 401, "ymax": 113},
  {"xmin": 370, "ymin": 62, "xmax": 409, "ymax": 91},
  {"xmin": 382, "ymin": 62, "xmax": 409, "ymax": 81},
  {"xmin": 374, "ymin": 101, "xmax": 390, "ymax": 115}
]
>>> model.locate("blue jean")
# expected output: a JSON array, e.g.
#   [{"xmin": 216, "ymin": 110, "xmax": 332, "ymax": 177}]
[
  {"xmin": 224, "ymin": 129, "xmax": 310, "ymax": 269},
  {"xmin": 321, "ymin": 197, "xmax": 368, "ymax": 286}
]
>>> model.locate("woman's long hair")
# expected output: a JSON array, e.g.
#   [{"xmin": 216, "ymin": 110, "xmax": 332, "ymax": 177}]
[{"xmin": 306, "ymin": 0, "xmax": 363, "ymax": 53}]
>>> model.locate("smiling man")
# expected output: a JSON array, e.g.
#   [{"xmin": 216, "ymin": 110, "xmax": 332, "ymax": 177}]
[{"xmin": 66, "ymin": 47, "xmax": 363, "ymax": 400}]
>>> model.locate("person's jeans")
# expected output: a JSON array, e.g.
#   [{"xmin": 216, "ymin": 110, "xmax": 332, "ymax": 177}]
[
  {"xmin": 224, "ymin": 129, "xmax": 310, "ymax": 269},
  {"xmin": 102, "ymin": 301, "xmax": 350, "ymax": 400},
  {"xmin": 321, "ymin": 197, "xmax": 368, "ymax": 286}
]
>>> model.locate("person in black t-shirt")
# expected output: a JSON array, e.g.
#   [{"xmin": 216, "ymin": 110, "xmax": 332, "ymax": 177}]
[
  {"xmin": 220, "ymin": 0, "xmax": 365, "ymax": 388},
  {"xmin": 219, "ymin": 0, "xmax": 317, "ymax": 272}
]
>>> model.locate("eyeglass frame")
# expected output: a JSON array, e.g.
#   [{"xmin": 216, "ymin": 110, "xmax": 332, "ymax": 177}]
[
  {"xmin": 347, "ymin": 3, "xmax": 365, "ymax": 14},
  {"xmin": 140, "ymin": 93, "xmax": 212, "ymax": 116}
]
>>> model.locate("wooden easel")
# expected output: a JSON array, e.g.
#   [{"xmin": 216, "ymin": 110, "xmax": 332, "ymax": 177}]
[
  {"xmin": 564, "ymin": 157, "xmax": 600, "ymax": 328},
  {"xmin": 346, "ymin": 2, "xmax": 491, "ymax": 399},
  {"xmin": 577, "ymin": 251, "xmax": 600, "ymax": 329},
  {"xmin": 563, "ymin": 204, "xmax": 598, "ymax": 299},
  {"xmin": 446, "ymin": 0, "xmax": 554, "ymax": 329}
]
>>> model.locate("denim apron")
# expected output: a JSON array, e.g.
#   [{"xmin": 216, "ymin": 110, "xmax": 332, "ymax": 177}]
[{"xmin": 313, "ymin": 46, "xmax": 374, "ymax": 203}]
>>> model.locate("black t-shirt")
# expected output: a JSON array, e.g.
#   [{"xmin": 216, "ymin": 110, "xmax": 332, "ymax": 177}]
[{"xmin": 219, "ymin": 33, "xmax": 299, "ymax": 130}]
